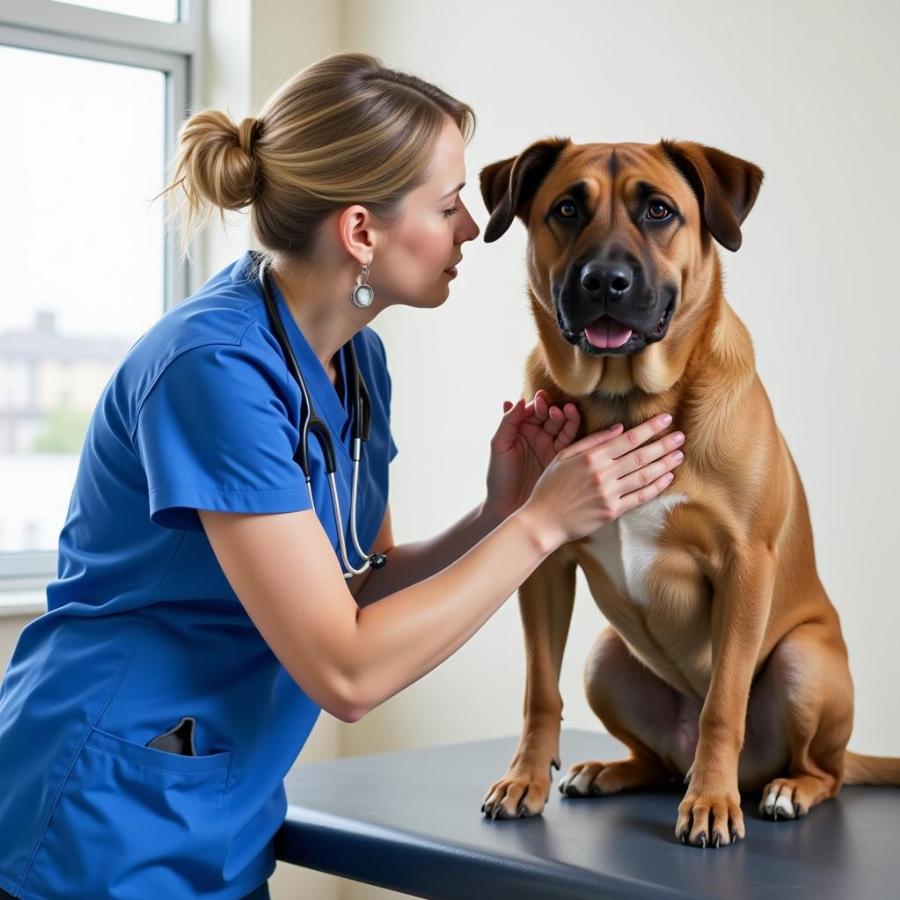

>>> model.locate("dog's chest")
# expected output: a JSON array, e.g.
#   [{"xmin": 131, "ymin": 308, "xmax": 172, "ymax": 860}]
[{"xmin": 578, "ymin": 492, "xmax": 689, "ymax": 606}]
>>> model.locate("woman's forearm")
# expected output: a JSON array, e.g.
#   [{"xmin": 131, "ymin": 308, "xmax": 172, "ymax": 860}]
[
  {"xmin": 354, "ymin": 499, "xmax": 503, "ymax": 607},
  {"xmin": 343, "ymin": 506, "xmax": 556, "ymax": 720}
]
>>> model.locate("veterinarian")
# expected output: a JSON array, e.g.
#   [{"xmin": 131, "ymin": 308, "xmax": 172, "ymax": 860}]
[{"xmin": 0, "ymin": 52, "xmax": 686, "ymax": 899}]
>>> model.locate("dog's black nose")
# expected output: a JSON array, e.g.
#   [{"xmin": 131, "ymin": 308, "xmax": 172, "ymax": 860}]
[{"xmin": 579, "ymin": 260, "xmax": 634, "ymax": 301}]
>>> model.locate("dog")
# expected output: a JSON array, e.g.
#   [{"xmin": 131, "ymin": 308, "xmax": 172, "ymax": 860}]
[{"xmin": 477, "ymin": 137, "xmax": 900, "ymax": 847}]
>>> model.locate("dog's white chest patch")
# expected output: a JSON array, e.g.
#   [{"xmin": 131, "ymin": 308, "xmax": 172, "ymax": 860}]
[{"xmin": 580, "ymin": 492, "xmax": 688, "ymax": 606}]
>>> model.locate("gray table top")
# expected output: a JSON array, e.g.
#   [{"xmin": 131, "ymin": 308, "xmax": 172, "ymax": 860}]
[{"xmin": 276, "ymin": 728, "xmax": 898, "ymax": 899}]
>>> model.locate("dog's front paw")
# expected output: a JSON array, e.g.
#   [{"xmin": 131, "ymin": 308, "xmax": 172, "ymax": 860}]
[
  {"xmin": 481, "ymin": 756, "xmax": 560, "ymax": 820},
  {"xmin": 675, "ymin": 783, "xmax": 744, "ymax": 848}
]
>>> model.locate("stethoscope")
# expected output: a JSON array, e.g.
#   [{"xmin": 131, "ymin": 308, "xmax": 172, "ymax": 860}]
[{"xmin": 253, "ymin": 250, "xmax": 388, "ymax": 579}]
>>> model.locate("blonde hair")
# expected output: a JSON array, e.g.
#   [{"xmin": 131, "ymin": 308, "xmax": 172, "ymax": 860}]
[{"xmin": 155, "ymin": 52, "xmax": 476, "ymax": 265}]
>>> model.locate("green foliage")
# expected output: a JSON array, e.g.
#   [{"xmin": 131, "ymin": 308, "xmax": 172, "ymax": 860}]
[{"xmin": 30, "ymin": 399, "xmax": 91, "ymax": 453}]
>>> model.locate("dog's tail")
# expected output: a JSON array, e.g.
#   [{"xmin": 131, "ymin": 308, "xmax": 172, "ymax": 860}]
[{"xmin": 843, "ymin": 750, "xmax": 900, "ymax": 785}]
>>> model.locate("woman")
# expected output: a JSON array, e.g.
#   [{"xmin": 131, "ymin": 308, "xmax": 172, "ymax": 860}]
[{"xmin": 0, "ymin": 53, "xmax": 685, "ymax": 899}]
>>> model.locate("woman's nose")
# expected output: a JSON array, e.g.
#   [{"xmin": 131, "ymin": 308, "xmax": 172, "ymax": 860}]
[
  {"xmin": 450, "ymin": 196, "xmax": 477, "ymax": 241},
  {"xmin": 459, "ymin": 208, "xmax": 480, "ymax": 242}
]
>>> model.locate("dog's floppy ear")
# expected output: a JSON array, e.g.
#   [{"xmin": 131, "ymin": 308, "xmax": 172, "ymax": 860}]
[
  {"xmin": 658, "ymin": 140, "xmax": 764, "ymax": 252},
  {"xmin": 479, "ymin": 137, "xmax": 571, "ymax": 243}
]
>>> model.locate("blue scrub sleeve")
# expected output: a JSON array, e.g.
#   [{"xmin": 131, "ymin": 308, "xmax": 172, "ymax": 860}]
[{"xmin": 133, "ymin": 339, "xmax": 311, "ymax": 531}]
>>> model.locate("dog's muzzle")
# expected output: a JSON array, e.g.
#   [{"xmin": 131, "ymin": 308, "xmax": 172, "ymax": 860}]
[{"xmin": 555, "ymin": 256, "xmax": 677, "ymax": 357}]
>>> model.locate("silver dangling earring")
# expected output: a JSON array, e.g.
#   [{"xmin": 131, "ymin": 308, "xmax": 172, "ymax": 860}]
[{"xmin": 351, "ymin": 259, "xmax": 375, "ymax": 308}]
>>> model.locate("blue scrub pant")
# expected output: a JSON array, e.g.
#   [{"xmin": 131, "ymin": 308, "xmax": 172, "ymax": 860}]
[{"xmin": 0, "ymin": 882, "xmax": 270, "ymax": 898}]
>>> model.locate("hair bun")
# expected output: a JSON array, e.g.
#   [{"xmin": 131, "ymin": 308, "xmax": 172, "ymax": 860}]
[{"xmin": 237, "ymin": 116, "xmax": 261, "ymax": 157}]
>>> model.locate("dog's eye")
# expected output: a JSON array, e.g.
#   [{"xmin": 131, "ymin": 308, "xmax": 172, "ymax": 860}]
[
  {"xmin": 647, "ymin": 200, "xmax": 673, "ymax": 221},
  {"xmin": 553, "ymin": 199, "xmax": 578, "ymax": 220}
]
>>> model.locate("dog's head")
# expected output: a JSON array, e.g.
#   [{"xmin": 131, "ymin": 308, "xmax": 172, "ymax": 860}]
[{"xmin": 480, "ymin": 139, "xmax": 763, "ymax": 371}]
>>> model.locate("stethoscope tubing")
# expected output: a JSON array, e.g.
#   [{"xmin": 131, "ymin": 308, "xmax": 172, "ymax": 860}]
[{"xmin": 254, "ymin": 251, "xmax": 382, "ymax": 578}]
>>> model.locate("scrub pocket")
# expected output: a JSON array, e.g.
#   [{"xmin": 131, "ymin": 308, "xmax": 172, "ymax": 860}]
[{"xmin": 28, "ymin": 723, "xmax": 234, "ymax": 897}]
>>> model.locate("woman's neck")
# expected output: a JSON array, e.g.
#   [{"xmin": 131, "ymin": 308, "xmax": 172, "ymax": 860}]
[{"xmin": 268, "ymin": 252, "xmax": 377, "ymax": 377}]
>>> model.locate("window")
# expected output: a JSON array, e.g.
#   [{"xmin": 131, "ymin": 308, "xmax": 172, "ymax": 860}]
[
  {"xmin": 0, "ymin": 0, "xmax": 204, "ymax": 593},
  {"xmin": 61, "ymin": 1, "xmax": 179, "ymax": 22}
]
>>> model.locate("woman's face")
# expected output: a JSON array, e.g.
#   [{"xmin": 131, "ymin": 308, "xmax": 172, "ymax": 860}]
[{"xmin": 367, "ymin": 117, "xmax": 481, "ymax": 309}]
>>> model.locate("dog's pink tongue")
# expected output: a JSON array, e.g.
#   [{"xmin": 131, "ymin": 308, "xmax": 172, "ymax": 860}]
[{"xmin": 584, "ymin": 315, "xmax": 632, "ymax": 349}]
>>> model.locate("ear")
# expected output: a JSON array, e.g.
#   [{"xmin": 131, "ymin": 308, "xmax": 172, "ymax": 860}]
[
  {"xmin": 658, "ymin": 139, "xmax": 764, "ymax": 252},
  {"xmin": 479, "ymin": 136, "xmax": 571, "ymax": 242}
]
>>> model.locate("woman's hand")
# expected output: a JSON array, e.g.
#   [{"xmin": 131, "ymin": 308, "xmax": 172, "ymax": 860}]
[
  {"xmin": 520, "ymin": 412, "xmax": 685, "ymax": 551},
  {"xmin": 484, "ymin": 390, "xmax": 588, "ymax": 523}
]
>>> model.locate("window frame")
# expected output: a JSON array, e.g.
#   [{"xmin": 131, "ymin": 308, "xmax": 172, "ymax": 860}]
[{"xmin": 0, "ymin": 0, "xmax": 206, "ymax": 595}]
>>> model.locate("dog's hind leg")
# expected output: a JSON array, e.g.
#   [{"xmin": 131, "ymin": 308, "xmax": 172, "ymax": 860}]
[
  {"xmin": 758, "ymin": 618, "xmax": 854, "ymax": 820},
  {"xmin": 559, "ymin": 626, "xmax": 694, "ymax": 798}
]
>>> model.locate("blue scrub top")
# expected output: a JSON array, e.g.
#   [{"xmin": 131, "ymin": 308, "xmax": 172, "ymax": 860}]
[{"xmin": 0, "ymin": 250, "xmax": 398, "ymax": 899}]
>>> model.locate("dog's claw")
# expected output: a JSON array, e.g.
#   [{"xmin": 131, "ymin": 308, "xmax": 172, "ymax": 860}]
[
  {"xmin": 698, "ymin": 833, "xmax": 707, "ymax": 849},
  {"xmin": 713, "ymin": 833, "xmax": 721, "ymax": 849}
]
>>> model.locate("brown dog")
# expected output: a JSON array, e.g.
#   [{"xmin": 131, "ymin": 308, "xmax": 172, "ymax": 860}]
[{"xmin": 477, "ymin": 138, "xmax": 900, "ymax": 848}]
